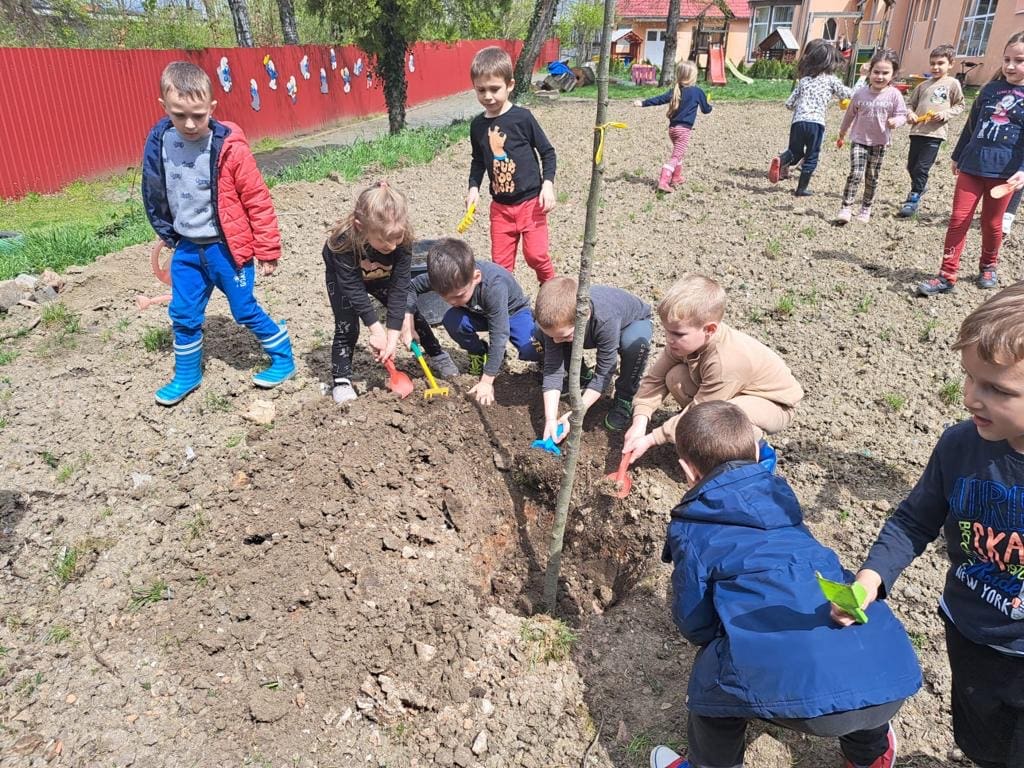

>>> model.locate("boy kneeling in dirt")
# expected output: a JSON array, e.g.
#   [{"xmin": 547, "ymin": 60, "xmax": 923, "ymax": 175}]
[
  {"xmin": 142, "ymin": 62, "xmax": 295, "ymax": 406},
  {"xmin": 652, "ymin": 401, "xmax": 921, "ymax": 768},
  {"xmin": 405, "ymin": 238, "xmax": 541, "ymax": 406},
  {"xmin": 535, "ymin": 277, "xmax": 652, "ymax": 440},
  {"xmin": 833, "ymin": 283, "xmax": 1024, "ymax": 768},
  {"xmin": 624, "ymin": 274, "xmax": 803, "ymax": 467}
]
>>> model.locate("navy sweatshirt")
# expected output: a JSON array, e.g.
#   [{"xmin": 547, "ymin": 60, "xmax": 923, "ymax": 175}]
[
  {"xmin": 951, "ymin": 79, "xmax": 1024, "ymax": 179},
  {"xmin": 641, "ymin": 85, "xmax": 713, "ymax": 128},
  {"xmin": 863, "ymin": 420, "xmax": 1024, "ymax": 655},
  {"xmin": 407, "ymin": 261, "xmax": 530, "ymax": 377},
  {"xmin": 322, "ymin": 233, "xmax": 410, "ymax": 331},
  {"xmin": 468, "ymin": 105, "xmax": 556, "ymax": 205}
]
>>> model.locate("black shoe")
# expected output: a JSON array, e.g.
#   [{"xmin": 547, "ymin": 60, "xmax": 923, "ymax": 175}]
[
  {"xmin": 561, "ymin": 361, "xmax": 595, "ymax": 397},
  {"xmin": 604, "ymin": 398, "xmax": 633, "ymax": 431}
]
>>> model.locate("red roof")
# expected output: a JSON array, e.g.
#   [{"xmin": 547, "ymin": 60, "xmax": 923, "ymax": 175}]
[{"xmin": 617, "ymin": 0, "xmax": 751, "ymax": 20}]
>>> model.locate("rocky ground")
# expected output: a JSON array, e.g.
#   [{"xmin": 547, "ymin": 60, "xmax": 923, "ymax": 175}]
[{"xmin": 1, "ymin": 96, "xmax": 1016, "ymax": 767}]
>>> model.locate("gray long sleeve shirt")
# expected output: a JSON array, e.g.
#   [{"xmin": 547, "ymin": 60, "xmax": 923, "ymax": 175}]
[
  {"xmin": 540, "ymin": 285, "xmax": 651, "ymax": 394},
  {"xmin": 408, "ymin": 261, "xmax": 530, "ymax": 377},
  {"xmin": 161, "ymin": 128, "xmax": 219, "ymax": 241}
]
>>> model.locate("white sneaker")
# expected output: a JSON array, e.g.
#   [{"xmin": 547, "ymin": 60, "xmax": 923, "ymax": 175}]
[
  {"xmin": 650, "ymin": 745, "xmax": 689, "ymax": 768},
  {"xmin": 835, "ymin": 206, "xmax": 853, "ymax": 224},
  {"xmin": 332, "ymin": 379, "xmax": 357, "ymax": 404},
  {"xmin": 428, "ymin": 351, "xmax": 459, "ymax": 378},
  {"xmin": 856, "ymin": 206, "xmax": 872, "ymax": 223},
  {"xmin": 1004, "ymin": 212, "xmax": 1015, "ymax": 236}
]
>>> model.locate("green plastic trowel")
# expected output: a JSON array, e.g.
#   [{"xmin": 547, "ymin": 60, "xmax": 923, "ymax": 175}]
[{"xmin": 817, "ymin": 572, "xmax": 869, "ymax": 624}]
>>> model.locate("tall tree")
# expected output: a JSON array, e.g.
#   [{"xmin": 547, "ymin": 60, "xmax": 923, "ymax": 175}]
[
  {"xmin": 659, "ymin": 0, "xmax": 681, "ymax": 86},
  {"xmin": 278, "ymin": 0, "xmax": 299, "ymax": 44},
  {"xmin": 227, "ymin": 0, "xmax": 255, "ymax": 46},
  {"xmin": 511, "ymin": 0, "xmax": 558, "ymax": 102}
]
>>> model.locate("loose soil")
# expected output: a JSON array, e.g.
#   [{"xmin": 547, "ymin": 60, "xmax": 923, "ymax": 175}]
[{"xmin": 2, "ymin": 98, "xmax": 1016, "ymax": 768}]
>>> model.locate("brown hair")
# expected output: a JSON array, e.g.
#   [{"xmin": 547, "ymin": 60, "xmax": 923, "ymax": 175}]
[
  {"xmin": 987, "ymin": 32, "xmax": 1024, "ymax": 84},
  {"xmin": 658, "ymin": 274, "xmax": 726, "ymax": 326},
  {"xmin": 160, "ymin": 61, "xmax": 212, "ymax": 99},
  {"xmin": 953, "ymin": 281, "xmax": 1024, "ymax": 364},
  {"xmin": 427, "ymin": 238, "xmax": 476, "ymax": 296},
  {"xmin": 534, "ymin": 276, "xmax": 577, "ymax": 330},
  {"xmin": 327, "ymin": 180, "xmax": 413, "ymax": 257},
  {"xmin": 470, "ymin": 46, "xmax": 514, "ymax": 84},
  {"xmin": 868, "ymin": 48, "xmax": 900, "ymax": 77},
  {"xmin": 929, "ymin": 44, "xmax": 956, "ymax": 63},
  {"xmin": 675, "ymin": 401, "xmax": 758, "ymax": 476},
  {"xmin": 668, "ymin": 60, "xmax": 699, "ymax": 117}
]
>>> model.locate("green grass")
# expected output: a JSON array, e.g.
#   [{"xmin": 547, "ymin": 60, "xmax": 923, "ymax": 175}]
[
  {"xmin": 52, "ymin": 546, "xmax": 79, "ymax": 584},
  {"xmin": 204, "ymin": 391, "xmax": 232, "ymax": 413},
  {"xmin": 141, "ymin": 326, "xmax": 172, "ymax": 353},
  {"xmin": 0, "ymin": 348, "xmax": 17, "ymax": 365},
  {"xmin": 252, "ymin": 136, "xmax": 285, "ymax": 153},
  {"xmin": 939, "ymin": 379, "xmax": 962, "ymax": 406},
  {"xmin": 519, "ymin": 617, "xmax": 577, "ymax": 663},
  {"xmin": 45, "ymin": 625, "xmax": 71, "ymax": 644},
  {"xmin": 854, "ymin": 295, "xmax": 875, "ymax": 315},
  {"xmin": 881, "ymin": 392, "xmax": 906, "ymax": 411},
  {"xmin": 625, "ymin": 731, "xmax": 687, "ymax": 765},
  {"xmin": 773, "ymin": 293, "xmax": 796, "ymax": 318},
  {"xmin": 186, "ymin": 511, "xmax": 209, "ymax": 540},
  {"xmin": 128, "ymin": 579, "xmax": 171, "ymax": 611},
  {"xmin": 574, "ymin": 78, "xmax": 793, "ymax": 102}
]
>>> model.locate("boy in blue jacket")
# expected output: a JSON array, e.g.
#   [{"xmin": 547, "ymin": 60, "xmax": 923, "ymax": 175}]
[{"xmin": 653, "ymin": 401, "xmax": 921, "ymax": 768}]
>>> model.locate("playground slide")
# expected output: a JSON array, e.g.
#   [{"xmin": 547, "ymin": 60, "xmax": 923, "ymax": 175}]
[
  {"xmin": 725, "ymin": 57, "xmax": 754, "ymax": 84},
  {"xmin": 708, "ymin": 45, "xmax": 727, "ymax": 86}
]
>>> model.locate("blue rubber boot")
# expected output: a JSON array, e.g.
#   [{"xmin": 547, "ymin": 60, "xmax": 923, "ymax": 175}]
[
  {"xmin": 155, "ymin": 338, "xmax": 203, "ymax": 406},
  {"xmin": 252, "ymin": 325, "xmax": 296, "ymax": 388}
]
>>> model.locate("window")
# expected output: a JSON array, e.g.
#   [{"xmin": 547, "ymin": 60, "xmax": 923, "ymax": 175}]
[
  {"xmin": 823, "ymin": 18, "xmax": 837, "ymax": 40},
  {"xmin": 747, "ymin": 5, "xmax": 797, "ymax": 60},
  {"xmin": 957, "ymin": 0, "xmax": 998, "ymax": 57},
  {"xmin": 646, "ymin": 29, "xmax": 667, "ymax": 41}
]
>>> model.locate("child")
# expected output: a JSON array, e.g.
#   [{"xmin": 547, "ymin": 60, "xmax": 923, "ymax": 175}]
[
  {"xmin": 405, "ymin": 238, "xmax": 540, "ymax": 405},
  {"xmin": 623, "ymin": 274, "xmax": 803, "ymax": 464},
  {"xmin": 832, "ymin": 283, "xmax": 1024, "ymax": 768},
  {"xmin": 1005, "ymin": 184, "xmax": 1023, "ymax": 236},
  {"xmin": 466, "ymin": 46, "xmax": 557, "ymax": 284},
  {"xmin": 536, "ymin": 277, "xmax": 651, "ymax": 438},
  {"xmin": 651, "ymin": 401, "xmax": 921, "ymax": 768},
  {"xmin": 835, "ymin": 49, "xmax": 908, "ymax": 224},
  {"xmin": 897, "ymin": 44, "xmax": 965, "ymax": 217},
  {"xmin": 917, "ymin": 32, "xmax": 1024, "ymax": 295},
  {"xmin": 632, "ymin": 60, "xmax": 711, "ymax": 193},
  {"xmin": 768, "ymin": 38, "xmax": 852, "ymax": 196},
  {"xmin": 141, "ymin": 61, "xmax": 295, "ymax": 406},
  {"xmin": 322, "ymin": 181, "xmax": 457, "ymax": 404}
]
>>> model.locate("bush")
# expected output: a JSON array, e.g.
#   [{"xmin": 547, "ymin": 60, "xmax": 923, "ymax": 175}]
[{"xmin": 747, "ymin": 58, "xmax": 795, "ymax": 80}]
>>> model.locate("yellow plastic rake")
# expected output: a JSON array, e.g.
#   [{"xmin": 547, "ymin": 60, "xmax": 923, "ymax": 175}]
[{"xmin": 409, "ymin": 340, "xmax": 449, "ymax": 399}]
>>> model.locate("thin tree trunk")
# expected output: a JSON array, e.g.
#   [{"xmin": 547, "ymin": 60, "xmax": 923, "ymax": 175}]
[
  {"xmin": 227, "ymin": 0, "xmax": 254, "ymax": 46},
  {"xmin": 278, "ymin": 0, "xmax": 299, "ymax": 45},
  {"xmin": 378, "ymin": 0, "xmax": 408, "ymax": 134},
  {"xmin": 511, "ymin": 0, "xmax": 558, "ymax": 103},
  {"xmin": 200, "ymin": 0, "xmax": 218, "ymax": 31},
  {"xmin": 659, "ymin": 0, "xmax": 681, "ymax": 86},
  {"xmin": 542, "ymin": 0, "xmax": 616, "ymax": 612}
]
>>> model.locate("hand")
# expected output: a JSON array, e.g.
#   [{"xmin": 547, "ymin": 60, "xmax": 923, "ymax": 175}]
[
  {"xmin": 468, "ymin": 379, "xmax": 495, "ymax": 405},
  {"xmin": 258, "ymin": 260, "xmax": 278, "ymax": 276},
  {"xmin": 368, "ymin": 325, "xmax": 388, "ymax": 360},
  {"xmin": 622, "ymin": 420, "xmax": 648, "ymax": 455},
  {"xmin": 830, "ymin": 569, "xmax": 882, "ymax": 627},
  {"xmin": 627, "ymin": 433, "xmax": 657, "ymax": 464},
  {"xmin": 399, "ymin": 313, "xmax": 415, "ymax": 349},
  {"xmin": 951, "ymin": 160, "xmax": 959, "ymax": 176},
  {"xmin": 906, "ymin": 111, "xmax": 918, "ymax": 124},
  {"xmin": 886, "ymin": 117, "xmax": 900, "ymax": 128},
  {"xmin": 632, "ymin": 99, "xmax": 642, "ymax": 107},
  {"xmin": 543, "ymin": 415, "xmax": 570, "ymax": 444},
  {"xmin": 836, "ymin": 136, "xmax": 845, "ymax": 149},
  {"xmin": 859, "ymin": 62, "xmax": 869, "ymax": 78},
  {"xmin": 538, "ymin": 181, "xmax": 556, "ymax": 213},
  {"xmin": 1007, "ymin": 171, "xmax": 1024, "ymax": 191},
  {"xmin": 466, "ymin": 186, "xmax": 480, "ymax": 211}
]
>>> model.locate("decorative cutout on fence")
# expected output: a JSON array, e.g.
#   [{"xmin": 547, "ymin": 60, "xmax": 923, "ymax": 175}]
[
  {"xmin": 320, "ymin": 68, "xmax": 328, "ymax": 94},
  {"xmin": 300, "ymin": 55, "xmax": 310, "ymax": 80},
  {"xmin": 217, "ymin": 57, "xmax": 232, "ymax": 92},
  {"xmin": 330, "ymin": 48, "xmax": 337, "ymax": 70},
  {"xmin": 286, "ymin": 75, "xmax": 297, "ymax": 104},
  {"xmin": 263, "ymin": 55, "xmax": 278, "ymax": 89},
  {"xmin": 249, "ymin": 78, "xmax": 260, "ymax": 111},
  {"xmin": 342, "ymin": 67, "xmax": 351, "ymax": 93}
]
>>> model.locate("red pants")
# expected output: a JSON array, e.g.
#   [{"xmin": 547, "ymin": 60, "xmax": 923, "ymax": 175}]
[
  {"xmin": 490, "ymin": 197, "xmax": 555, "ymax": 283},
  {"xmin": 939, "ymin": 172, "xmax": 1012, "ymax": 282}
]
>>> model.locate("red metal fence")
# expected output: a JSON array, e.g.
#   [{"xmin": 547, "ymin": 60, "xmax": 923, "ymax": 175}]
[{"xmin": 0, "ymin": 38, "xmax": 559, "ymax": 200}]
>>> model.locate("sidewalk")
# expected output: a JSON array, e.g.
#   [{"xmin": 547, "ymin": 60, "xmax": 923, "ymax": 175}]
[{"xmin": 255, "ymin": 90, "xmax": 481, "ymax": 176}]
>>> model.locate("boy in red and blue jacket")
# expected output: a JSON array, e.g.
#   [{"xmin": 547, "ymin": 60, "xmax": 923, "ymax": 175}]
[{"xmin": 142, "ymin": 61, "xmax": 294, "ymax": 406}]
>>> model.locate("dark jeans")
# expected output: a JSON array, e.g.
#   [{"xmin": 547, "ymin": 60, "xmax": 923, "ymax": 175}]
[
  {"xmin": 687, "ymin": 699, "xmax": 902, "ymax": 768},
  {"xmin": 944, "ymin": 614, "xmax": 1024, "ymax": 768},
  {"xmin": 324, "ymin": 275, "xmax": 441, "ymax": 381},
  {"xmin": 779, "ymin": 121, "xmax": 825, "ymax": 175},
  {"xmin": 906, "ymin": 135, "xmax": 943, "ymax": 194},
  {"xmin": 541, "ymin": 318, "xmax": 651, "ymax": 402}
]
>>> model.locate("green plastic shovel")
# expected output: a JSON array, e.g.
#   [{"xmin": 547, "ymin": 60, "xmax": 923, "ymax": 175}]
[{"xmin": 817, "ymin": 572, "xmax": 869, "ymax": 624}]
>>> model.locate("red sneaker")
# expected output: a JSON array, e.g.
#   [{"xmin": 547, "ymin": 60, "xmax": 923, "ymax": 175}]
[{"xmin": 844, "ymin": 725, "xmax": 896, "ymax": 768}]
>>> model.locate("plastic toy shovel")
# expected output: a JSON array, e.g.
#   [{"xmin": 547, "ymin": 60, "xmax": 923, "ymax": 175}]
[
  {"xmin": 382, "ymin": 358, "xmax": 414, "ymax": 399},
  {"xmin": 816, "ymin": 572, "xmax": 869, "ymax": 624},
  {"xmin": 531, "ymin": 423, "xmax": 566, "ymax": 456},
  {"xmin": 603, "ymin": 451, "xmax": 634, "ymax": 498},
  {"xmin": 991, "ymin": 182, "xmax": 1018, "ymax": 200}
]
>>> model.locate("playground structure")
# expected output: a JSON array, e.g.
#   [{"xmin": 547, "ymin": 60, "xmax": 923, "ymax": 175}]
[{"xmin": 687, "ymin": 0, "xmax": 735, "ymax": 86}]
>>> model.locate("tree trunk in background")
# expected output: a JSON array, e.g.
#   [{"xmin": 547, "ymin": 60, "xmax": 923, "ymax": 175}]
[
  {"xmin": 227, "ymin": 0, "xmax": 255, "ymax": 47},
  {"xmin": 511, "ymin": 0, "xmax": 558, "ymax": 102},
  {"xmin": 542, "ymin": 0, "xmax": 616, "ymax": 612},
  {"xmin": 659, "ymin": 0, "xmax": 681, "ymax": 86},
  {"xmin": 378, "ymin": 0, "xmax": 409, "ymax": 134},
  {"xmin": 278, "ymin": 0, "xmax": 299, "ymax": 44},
  {"xmin": 200, "ymin": 0, "xmax": 218, "ymax": 32}
]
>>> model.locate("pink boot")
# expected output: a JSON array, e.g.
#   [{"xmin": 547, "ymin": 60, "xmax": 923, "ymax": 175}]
[
  {"xmin": 670, "ymin": 164, "xmax": 685, "ymax": 186},
  {"xmin": 657, "ymin": 165, "xmax": 674, "ymax": 193}
]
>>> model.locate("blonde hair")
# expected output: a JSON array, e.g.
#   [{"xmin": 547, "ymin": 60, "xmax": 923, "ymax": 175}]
[
  {"xmin": 658, "ymin": 274, "xmax": 726, "ymax": 326},
  {"xmin": 327, "ymin": 181, "xmax": 413, "ymax": 257},
  {"xmin": 668, "ymin": 60, "xmax": 699, "ymax": 117},
  {"xmin": 470, "ymin": 46, "xmax": 514, "ymax": 83},
  {"xmin": 953, "ymin": 281, "xmax": 1024, "ymax": 364},
  {"xmin": 534, "ymin": 276, "xmax": 578, "ymax": 330},
  {"xmin": 160, "ymin": 61, "xmax": 212, "ymax": 100}
]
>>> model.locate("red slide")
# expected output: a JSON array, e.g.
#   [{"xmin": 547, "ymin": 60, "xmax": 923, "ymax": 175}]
[{"xmin": 708, "ymin": 44, "xmax": 727, "ymax": 86}]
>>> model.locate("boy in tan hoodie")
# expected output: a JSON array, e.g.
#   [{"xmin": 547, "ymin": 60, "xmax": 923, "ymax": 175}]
[{"xmin": 623, "ymin": 274, "xmax": 804, "ymax": 464}]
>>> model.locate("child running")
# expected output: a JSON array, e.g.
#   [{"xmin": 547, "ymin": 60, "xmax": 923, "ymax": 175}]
[
  {"xmin": 650, "ymin": 402, "xmax": 921, "ymax": 768},
  {"xmin": 897, "ymin": 44, "xmax": 965, "ymax": 217},
  {"xmin": 832, "ymin": 284, "xmax": 1024, "ymax": 768},
  {"xmin": 768, "ymin": 38, "xmax": 852, "ymax": 196},
  {"xmin": 142, "ymin": 61, "xmax": 295, "ymax": 406},
  {"xmin": 466, "ymin": 46, "xmax": 557, "ymax": 285},
  {"xmin": 321, "ymin": 181, "xmax": 457, "ymax": 404},
  {"xmin": 917, "ymin": 32, "xmax": 1024, "ymax": 296},
  {"xmin": 633, "ymin": 60, "xmax": 712, "ymax": 193},
  {"xmin": 835, "ymin": 48, "xmax": 908, "ymax": 224}
]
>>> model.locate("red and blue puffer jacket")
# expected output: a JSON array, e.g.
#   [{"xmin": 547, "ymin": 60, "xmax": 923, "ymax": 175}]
[{"xmin": 141, "ymin": 117, "xmax": 281, "ymax": 267}]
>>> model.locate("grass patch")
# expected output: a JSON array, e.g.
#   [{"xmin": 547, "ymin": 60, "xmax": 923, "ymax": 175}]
[
  {"xmin": 575, "ymin": 78, "xmax": 792, "ymax": 102},
  {"xmin": 45, "ymin": 625, "xmax": 71, "ymax": 644},
  {"xmin": 267, "ymin": 123, "xmax": 471, "ymax": 187},
  {"xmin": 624, "ymin": 731, "xmax": 687, "ymax": 765},
  {"xmin": 41, "ymin": 303, "xmax": 80, "ymax": 333},
  {"xmin": 52, "ymin": 546, "xmax": 80, "ymax": 584},
  {"xmin": 186, "ymin": 511, "xmax": 210, "ymax": 540},
  {"xmin": 881, "ymin": 392, "xmax": 906, "ymax": 411},
  {"xmin": 519, "ymin": 616, "xmax": 577, "ymax": 663},
  {"xmin": 204, "ymin": 391, "xmax": 232, "ymax": 413},
  {"xmin": 252, "ymin": 135, "xmax": 285, "ymax": 153},
  {"xmin": 919, "ymin": 318, "xmax": 940, "ymax": 342},
  {"xmin": 141, "ymin": 326, "xmax": 172, "ymax": 353},
  {"xmin": 0, "ymin": 348, "xmax": 17, "ymax": 365},
  {"xmin": 854, "ymin": 295, "xmax": 875, "ymax": 315},
  {"xmin": 773, "ymin": 293, "xmax": 796, "ymax": 318},
  {"xmin": 939, "ymin": 379, "xmax": 962, "ymax": 406},
  {"xmin": 128, "ymin": 579, "xmax": 171, "ymax": 611}
]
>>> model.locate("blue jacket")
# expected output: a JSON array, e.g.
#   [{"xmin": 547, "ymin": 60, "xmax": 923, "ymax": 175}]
[
  {"xmin": 641, "ymin": 85, "xmax": 712, "ymax": 128},
  {"xmin": 951, "ymin": 79, "xmax": 1024, "ymax": 179},
  {"xmin": 665, "ymin": 460, "xmax": 921, "ymax": 719}
]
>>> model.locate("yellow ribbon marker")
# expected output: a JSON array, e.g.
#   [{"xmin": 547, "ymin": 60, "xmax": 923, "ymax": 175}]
[
  {"xmin": 456, "ymin": 201, "xmax": 476, "ymax": 234},
  {"xmin": 594, "ymin": 122, "xmax": 627, "ymax": 165}
]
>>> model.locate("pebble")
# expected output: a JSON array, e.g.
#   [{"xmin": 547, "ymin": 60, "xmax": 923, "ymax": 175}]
[{"xmin": 471, "ymin": 730, "xmax": 488, "ymax": 756}]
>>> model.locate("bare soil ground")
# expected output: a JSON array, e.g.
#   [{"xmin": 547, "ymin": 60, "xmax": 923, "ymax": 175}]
[{"xmin": 2, "ymin": 98, "xmax": 1017, "ymax": 768}]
